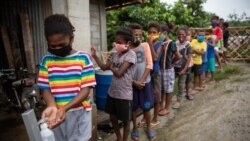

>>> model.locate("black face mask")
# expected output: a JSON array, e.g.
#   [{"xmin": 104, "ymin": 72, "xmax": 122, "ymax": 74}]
[
  {"xmin": 48, "ymin": 44, "xmax": 72, "ymax": 57},
  {"xmin": 133, "ymin": 36, "xmax": 142, "ymax": 47}
]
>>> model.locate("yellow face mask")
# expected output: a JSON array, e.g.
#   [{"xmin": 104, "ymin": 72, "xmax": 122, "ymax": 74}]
[
  {"xmin": 206, "ymin": 35, "xmax": 212, "ymax": 39},
  {"xmin": 147, "ymin": 34, "xmax": 160, "ymax": 41}
]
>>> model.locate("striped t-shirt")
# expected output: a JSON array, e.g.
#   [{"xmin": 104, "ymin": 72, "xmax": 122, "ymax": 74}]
[{"xmin": 37, "ymin": 51, "xmax": 96, "ymax": 111}]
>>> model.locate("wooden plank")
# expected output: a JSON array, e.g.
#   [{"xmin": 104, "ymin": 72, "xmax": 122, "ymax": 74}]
[
  {"xmin": 20, "ymin": 14, "xmax": 36, "ymax": 74},
  {"xmin": 1, "ymin": 27, "xmax": 15, "ymax": 69}
]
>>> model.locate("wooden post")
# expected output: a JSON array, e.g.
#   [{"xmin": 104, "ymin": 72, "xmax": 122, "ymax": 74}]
[
  {"xmin": 20, "ymin": 14, "xmax": 36, "ymax": 74},
  {"xmin": 1, "ymin": 27, "xmax": 15, "ymax": 69}
]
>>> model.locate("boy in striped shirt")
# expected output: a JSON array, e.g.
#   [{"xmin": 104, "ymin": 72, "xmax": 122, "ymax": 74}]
[{"xmin": 37, "ymin": 14, "xmax": 96, "ymax": 141}]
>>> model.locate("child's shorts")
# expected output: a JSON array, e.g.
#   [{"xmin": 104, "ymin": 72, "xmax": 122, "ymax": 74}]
[
  {"xmin": 160, "ymin": 68, "xmax": 175, "ymax": 94},
  {"xmin": 52, "ymin": 107, "xmax": 92, "ymax": 141},
  {"xmin": 192, "ymin": 64, "xmax": 202, "ymax": 76},
  {"xmin": 185, "ymin": 67, "xmax": 192, "ymax": 85},
  {"xmin": 201, "ymin": 62, "xmax": 207, "ymax": 73},
  {"xmin": 132, "ymin": 82, "xmax": 154, "ymax": 111},
  {"xmin": 105, "ymin": 95, "xmax": 132, "ymax": 123},
  {"xmin": 151, "ymin": 72, "xmax": 161, "ymax": 103},
  {"xmin": 207, "ymin": 58, "xmax": 216, "ymax": 72}
]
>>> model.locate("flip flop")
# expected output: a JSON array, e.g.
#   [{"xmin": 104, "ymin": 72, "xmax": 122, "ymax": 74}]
[
  {"xmin": 131, "ymin": 130, "xmax": 139, "ymax": 141},
  {"xmin": 150, "ymin": 121, "xmax": 160, "ymax": 128},
  {"xmin": 147, "ymin": 130, "xmax": 157, "ymax": 141},
  {"xmin": 158, "ymin": 109, "xmax": 170, "ymax": 116},
  {"xmin": 172, "ymin": 102, "xmax": 181, "ymax": 109},
  {"xmin": 195, "ymin": 87, "xmax": 204, "ymax": 91}
]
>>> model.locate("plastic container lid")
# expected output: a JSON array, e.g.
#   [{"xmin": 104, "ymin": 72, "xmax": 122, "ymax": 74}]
[
  {"xmin": 40, "ymin": 122, "xmax": 48, "ymax": 129},
  {"xmin": 95, "ymin": 69, "xmax": 113, "ymax": 75}
]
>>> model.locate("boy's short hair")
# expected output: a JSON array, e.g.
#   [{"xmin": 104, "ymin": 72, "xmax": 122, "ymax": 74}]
[
  {"xmin": 223, "ymin": 22, "xmax": 229, "ymax": 28},
  {"xmin": 116, "ymin": 27, "xmax": 134, "ymax": 42},
  {"xmin": 148, "ymin": 21, "xmax": 161, "ymax": 32},
  {"xmin": 178, "ymin": 27, "xmax": 188, "ymax": 35},
  {"xmin": 129, "ymin": 23, "xmax": 143, "ymax": 30},
  {"xmin": 44, "ymin": 14, "xmax": 75, "ymax": 38},
  {"xmin": 211, "ymin": 15, "xmax": 219, "ymax": 20},
  {"xmin": 161, "ymin": 24, "xmax": 170, "ymax": 35}
]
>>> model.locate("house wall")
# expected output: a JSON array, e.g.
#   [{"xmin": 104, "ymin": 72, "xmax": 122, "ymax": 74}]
[
  {"xmin": 51, "ymin": 0, "xmax": 107, "ymax": 53},
  {"xmin": 90, "ymin": 0, "xmax": 107, "ymax": 52}
]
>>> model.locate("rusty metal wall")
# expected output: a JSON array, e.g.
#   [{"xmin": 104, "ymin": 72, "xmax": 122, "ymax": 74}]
[{"xmin": 0, "ymin": 0, "xmax": 52, "ymax": 68}]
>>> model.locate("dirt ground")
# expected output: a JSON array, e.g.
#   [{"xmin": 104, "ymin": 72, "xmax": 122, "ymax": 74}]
[
  {"xmin": 0, "ymin": 63, "xmax": 250, "ymax": 141},
  {"xmin": 156, "ymin": 63, "xmax": 250, "ymax": 141}
]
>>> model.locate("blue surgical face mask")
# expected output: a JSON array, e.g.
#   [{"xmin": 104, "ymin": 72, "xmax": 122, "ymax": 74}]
[{"xmin": 197, "ymin": 35, "xmax": 205, "ymax": 42}]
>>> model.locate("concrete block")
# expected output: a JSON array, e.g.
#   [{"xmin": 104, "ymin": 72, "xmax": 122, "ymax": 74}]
[
  {"xmin": 69, "ymin": 17, "xmax": 91, "ymax": 52},
  {"xmin": 91, "ymin": 18, "xmax": 100, "ymax": 25},
  {"xmin": 92, "ymin": 31, "xmax": 100, "ymax": 38},
  {"xmin": 91, "ymin": 38, "xmax": 101, "ymax": 46},
  {"xmin": 91, "ymin": 25, "xmax": 99, "ymax": 32},
  {"xmin": 68, "ymin": 0, "xmax": 89, "ymax": 19},
  {"xmin": 90, "ymin": 11, "xmax": 99, "ymax": 18}
]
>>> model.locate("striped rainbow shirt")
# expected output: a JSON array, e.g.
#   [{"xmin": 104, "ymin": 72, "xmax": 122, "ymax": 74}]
[{"xmin": 37, "ymin": 51, "xmax": 96, "ymax": 111}]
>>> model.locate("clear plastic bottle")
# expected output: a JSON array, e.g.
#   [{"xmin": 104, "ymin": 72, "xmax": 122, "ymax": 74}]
[{"xmin": 40, "ymin": 122, "xmax": 56, "ymax": 141}]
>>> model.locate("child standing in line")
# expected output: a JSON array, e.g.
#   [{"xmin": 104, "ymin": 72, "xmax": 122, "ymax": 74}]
[
  {"xmin": 37, "ymin": 14, "xmax": 96, "ymax": 141},
  {"xmin": 91, "ymin": 27, "xmax": 136, "ymax": 141},
  {"xmin": 146, "ymin": 21, "xmax": 164, "ymax": 129},
  {"xmin": 185, "ymin": 29, "xmax": 194, "ymax": 99},
  {"xmin": 158, "ymin": 24, "xmax": 180, "ymax": 116},
  {"xmin": 172, "ymin": 28, "xmax": 192, "ymax": 109},
  {"xmin": 191, "ymin": 30, "xmax": 207, "ymax": 91},
  {"xmin": 201, "ymin": 40, "xmax": 208, "ymax": 88},
  {"xmin": 129, "ymin": 23, "xmax": 156, "ymax": 141},
  {"xmin": 206, "ymin": 30, "xmax": 216, "ymax": 83}
]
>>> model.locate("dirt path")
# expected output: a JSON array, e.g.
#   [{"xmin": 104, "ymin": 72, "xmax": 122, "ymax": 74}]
[
  {"xmin": 156, "ymin": 63, "xmax": 250, "ymax": 141},
  {"xmin": 1, "ymin": 63, "xmax": 249, "ymax": 141}
]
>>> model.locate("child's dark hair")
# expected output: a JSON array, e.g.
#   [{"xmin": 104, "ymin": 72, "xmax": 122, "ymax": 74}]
[
  {"xmin": 148, "ymin": 21, "xmax": 161, "ymax": 32},
  {"xmin": 178, "ymin": 27, "xmax": 188, "ymax": 35},
  {"xmin": 211, "ymin": 15, "xmax": 219, "ymax": 20},
  {"xmin": 206, "ymin": 29, "xmax": 213, "ymax": 34},
  {"xmin": 161, "ymin": 24, "xmax": 170, "ymax": 35},
  {"xmin": 116, "ymin": 27, "xmax": 134, "ymax": 42},
  {"xmin": 129, "ymin": 23, "xmax": 143, "ymax": 30},
  {"xmin": 44, "ymin": 14, "xmax": 75, "ymax": 37},
  {"xmin": 223, "ymin": 22, "xmax": 229, "ymax": 28}
]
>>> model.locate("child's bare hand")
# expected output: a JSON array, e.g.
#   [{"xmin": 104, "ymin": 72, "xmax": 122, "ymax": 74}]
[
  {"xmin": 42, "ymin": 106, "xmax": 58, "ymax": 128},
  {"xmin": 90, "ymin": 46, "xmax": 97, "ymax": 57},
  {"xmin": 147, "ymin": 36, "xmax": 154, "ymax": 44},
  {"xmin": 179, "ymin": 70, "xmax": 186, "ymax": 76},
  {"xmin": 133, "ymin": 80, "xmax": 145, "ymax": 89},
  {"xmin": 56, "ymin": 108, "xmax": 66, "ymax": 125}
]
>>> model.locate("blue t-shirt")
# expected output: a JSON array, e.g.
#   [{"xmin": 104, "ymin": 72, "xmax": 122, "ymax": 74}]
[
  {"xmin": 159, "ymin": 41, "xmax": 177, "ymax": 70},
  {"xmin": 152, "ymin": 40, "xmax": 163, "ymax": 73},
  {"xmin": 207, "ymin": 39, "xmax": 215, "ymax": 59}
]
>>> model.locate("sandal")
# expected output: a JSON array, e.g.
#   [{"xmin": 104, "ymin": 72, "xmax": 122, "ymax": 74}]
[
  {"xmin": 158, "ymin": 109, "xmax": 170, "ymax": 116},
  {"xmin": 172, "ymin": 102, "xmax": 181, "ymax": 109},
  {"xmin": 150, "ymin": 120, "xmax": 160, "ymax": 128},
  {"xmin": 131, "ymin": 130, "xmax": 139, "ymax": 141},
  {"xmin": 147, "ymin": 130, "xmax": 157, "ymax": 141}
]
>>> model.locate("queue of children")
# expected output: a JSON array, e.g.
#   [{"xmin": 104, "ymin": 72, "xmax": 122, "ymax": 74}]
[{"xmin": 37, "ymin": 14, "xmax": 228, "ymax": 141}]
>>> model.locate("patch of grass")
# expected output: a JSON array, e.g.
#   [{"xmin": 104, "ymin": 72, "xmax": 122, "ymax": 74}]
[
  {"xmin": 231, "ymin": 77, "xmax": 248, "ymax": 82},
  {"xmin": 214, "ymin": 65, "xmax": 241, "ymax": 81}
]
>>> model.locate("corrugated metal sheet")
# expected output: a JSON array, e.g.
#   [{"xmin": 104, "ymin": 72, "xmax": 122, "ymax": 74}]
[{"xmin": 0, "ymin": 0, "xmax": 52, "ymax": 68}]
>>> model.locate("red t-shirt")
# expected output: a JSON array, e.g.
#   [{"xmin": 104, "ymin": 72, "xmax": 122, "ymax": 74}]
[{"xmin": 213, "ymin": 27, "xmax": 222, "ymax": 39}]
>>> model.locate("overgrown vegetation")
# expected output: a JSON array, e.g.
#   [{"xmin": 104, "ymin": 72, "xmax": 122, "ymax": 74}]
[
  {"xmin": 106, "ymin": 0, "xmax": 214, "ymax": 50},
  {"xmin": 214, "ymin": 65, "xmax": 241, "ymax": 81}
]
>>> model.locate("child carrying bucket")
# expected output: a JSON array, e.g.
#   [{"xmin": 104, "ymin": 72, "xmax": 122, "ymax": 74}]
[{"xmin": 91, "ymin": 27, "xmax": 136, "ymax": 141}]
